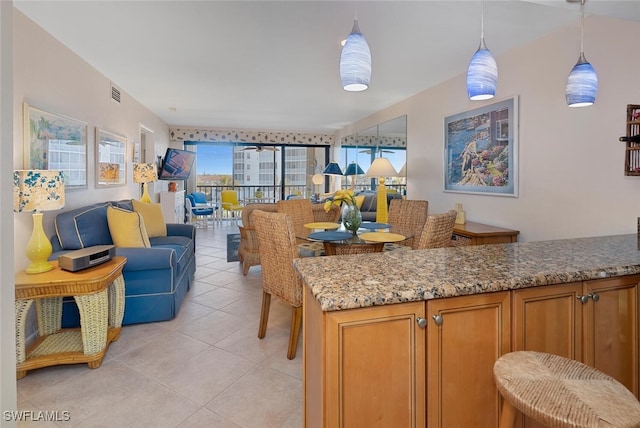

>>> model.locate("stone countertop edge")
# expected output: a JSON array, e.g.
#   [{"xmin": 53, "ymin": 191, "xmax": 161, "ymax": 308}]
[{"xmin": 293, "ymin": 234, "xmax": 640, "ymax": 312}]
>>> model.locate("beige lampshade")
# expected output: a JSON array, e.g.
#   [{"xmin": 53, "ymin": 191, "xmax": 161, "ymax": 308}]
[
  {"xmin": 365, "ymin": 157, "xmax": 398, "ymax": 178},
  {"xmin": 13, "ymin": 170, "xmax": 65, "ymax": 212},
  {"xmin": 133, "ymin": 163, "xmax": 158, "ymax": 183},
  {"xmin": 312, "ymin": 173, "xmax": 324, "ymax": 185}
]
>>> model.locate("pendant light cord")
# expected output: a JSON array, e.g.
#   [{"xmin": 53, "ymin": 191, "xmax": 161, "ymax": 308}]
[
  {"xmin": 480, "ymin": 0, "xmax": 485, "ymax": 41},
  {"xmin": 580, "ymin": 0, "xmax": 585, "ymax": 55}
]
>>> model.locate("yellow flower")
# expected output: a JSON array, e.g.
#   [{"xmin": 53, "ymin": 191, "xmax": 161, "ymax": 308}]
[{"xmin": 324, "ymin": 189, "xmax": 357, "ymax": 211}]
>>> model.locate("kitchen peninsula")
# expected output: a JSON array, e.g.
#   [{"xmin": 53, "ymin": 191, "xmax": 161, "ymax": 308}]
[{"xmin": 293, "ymin": 234, "xmax": 640, "ymax": 427}]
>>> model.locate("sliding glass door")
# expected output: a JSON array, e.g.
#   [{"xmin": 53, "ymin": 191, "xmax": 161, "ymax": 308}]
[{"xmin": 186, "ymin": 142, "xmax": 329, "ymax": 203}]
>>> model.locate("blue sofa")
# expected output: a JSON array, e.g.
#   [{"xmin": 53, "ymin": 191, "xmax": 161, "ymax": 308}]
[{"xmin": 50, "ymin": 200, "xmax": 196, "ymax": 325}]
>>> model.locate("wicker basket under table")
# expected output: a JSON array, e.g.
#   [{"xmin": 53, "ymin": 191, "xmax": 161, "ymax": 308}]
[{"xmin": 14, "ymin": 256, "xmax": 126, "ymax": 379}]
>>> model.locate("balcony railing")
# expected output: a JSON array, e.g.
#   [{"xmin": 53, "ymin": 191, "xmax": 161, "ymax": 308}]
[{"xmin": 194, "ymin": 184, "xmax": 407, "ymax": 206}]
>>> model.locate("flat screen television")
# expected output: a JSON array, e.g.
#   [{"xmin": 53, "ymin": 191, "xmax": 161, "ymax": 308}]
[{"xmin": 158, "ymin": 148, "xmax": 196, "ymax": 180}]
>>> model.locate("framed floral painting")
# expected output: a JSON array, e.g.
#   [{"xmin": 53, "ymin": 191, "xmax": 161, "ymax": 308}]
[
  {"xmin": 444, "ymin": 96, "xmax": 518, "ymax": 197},
  {"xmin": 24, "ymin": 103, "xmax": 88, "ymax": 190}
]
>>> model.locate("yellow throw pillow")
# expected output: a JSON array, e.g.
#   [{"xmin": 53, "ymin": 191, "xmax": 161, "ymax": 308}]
[
  {"xmin": 354, "ymin": 195, "xmax": 365, "ymax": 210},
  {"xmin": 132, "ymin": 199, "xmax": 167, "ymax": 238},
  {"xmin": 107, "ymin": 206, "xmax": 151, "ymax": 248}
]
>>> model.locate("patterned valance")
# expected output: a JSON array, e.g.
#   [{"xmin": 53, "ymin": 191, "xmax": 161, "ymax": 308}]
[
  {"xmin": 169, "ymin": 127, "xmax": 335, "ymax": 146},
  {"xmin": 341, "ymin": 134, "xmax": 407, "ymax": 148}
]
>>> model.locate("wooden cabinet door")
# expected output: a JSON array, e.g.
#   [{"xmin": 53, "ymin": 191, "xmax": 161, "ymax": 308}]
[
  {"xmin": 583, "ymin": 275, "xmax": 639, "ymax": 397},
  {"xmin": 426, "ymin": 292, "xmax": 510, "ymax": 428},
  {"xmin": 512, "ymin": 282, "xmax": 583, "ymax": 358},
  {"xmin": 511, "ymin": 282, "xmax": 583, "ymax": 428},
  {"xmin": 325, "ymin": 301, "xmax": 426, "ymax": 428}
]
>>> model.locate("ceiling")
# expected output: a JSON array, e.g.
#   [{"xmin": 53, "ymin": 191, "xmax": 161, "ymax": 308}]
[{"xmin": 14, "ymin": 1, "xmax": 640, "ymax": 133}]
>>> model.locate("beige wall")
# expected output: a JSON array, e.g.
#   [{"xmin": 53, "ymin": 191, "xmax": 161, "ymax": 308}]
[
  {"xmin": 2, "ymin": 1, "xmax": 17, "ymax": 424},
  {"xmin": 338, "ymin": 15, "xmax": 640, "ymax": 243},
  {"xmin": 12, "ymin": 10, "xmax": 172, "ymax": 271}
]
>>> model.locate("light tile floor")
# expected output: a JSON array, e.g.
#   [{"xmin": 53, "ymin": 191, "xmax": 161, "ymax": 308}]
[{"xmin": 16, "ymin": 221, "xmax": 303, "ymax": 427}]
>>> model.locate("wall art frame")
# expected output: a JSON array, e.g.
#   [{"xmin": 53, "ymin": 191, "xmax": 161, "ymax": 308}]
[
  {"xmin": 95, "ymin": 128, "xmax": 127, "ymax": 188},
  {"xmin": 443, "ymin": 96, "xmax": 518, "ymax": 197},
  {"xmin": 23, "ymin": 103, "xmax": 88, "ymax": 190}
]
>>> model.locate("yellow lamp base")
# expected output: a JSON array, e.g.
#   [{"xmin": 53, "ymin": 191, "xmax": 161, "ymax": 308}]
[
  {"xmin": 140, "ymin": 182, "xmax": 151, "ymax": 203},
  {"xmin": 25, "ymin": 213, "xmax": 54, "ymax": 274},
  {"xmin": 375, "ymin": 177, "xmax": 388, "ymax": 224}
]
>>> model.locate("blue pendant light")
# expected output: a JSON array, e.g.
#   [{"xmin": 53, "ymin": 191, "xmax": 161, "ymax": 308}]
[
  {"xmin": 466, "ymin": 1, "xmax": 497, "ymax": 101},
  {"xmin": 340, "ymin": 19, "xmax": 371, "ymax": 92},
  {"xmin": 344, "ymin": 162, "xmax": 365, "ymax": 176},
  {"xmin": 565, "ymin": 0, "xmax": 598, "ymax": 107},
  {"xmin": 322, "ymin": 162, "xmax": 344, "ymax": 176},
  {"xmin": 344, "ymin": 162, "xmax": 365, "ymax": 190}
]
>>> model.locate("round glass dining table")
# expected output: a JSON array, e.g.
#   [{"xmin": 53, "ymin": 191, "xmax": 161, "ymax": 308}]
[{"xmin": 299, "ymin": 222, "xmax": 412, "ymax": 256}]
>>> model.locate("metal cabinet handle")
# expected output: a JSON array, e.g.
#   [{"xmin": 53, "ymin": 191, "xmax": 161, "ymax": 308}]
[
  {"xmin": 577, "ymin": 295, "xmax": 590, "ymax": 303},
  {"xmin": 416, "ymin": 317, "xmax": 427, "ymax": 329},
  {"xmin": 432, "ymin": 314, "xmax": 443, "ymax": 326},
  {"xmin": 577, "ymin": 293, "xmax": 601, "ymax": 303}
]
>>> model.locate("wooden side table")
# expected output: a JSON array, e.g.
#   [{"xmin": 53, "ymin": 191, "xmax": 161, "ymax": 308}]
[
  {"xmin": 14, "ymin": 256, "xmax": 126, "ymax": 379},
  {"xmin": 452, "ymin": 221, "xmax": 519, "ymax": 246}
]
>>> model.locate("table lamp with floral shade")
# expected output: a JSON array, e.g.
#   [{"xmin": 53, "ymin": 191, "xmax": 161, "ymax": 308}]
[
  {"xmin": 13, "ymin": 170, "xmax": 65, "ymax": 274},
  {"xmin": 365, "ymin": 157, "xmax": 398, "ymax": 224},
  {"xmin": 133, "ymin": 163, "xmax": 157, "ymax": 203}
]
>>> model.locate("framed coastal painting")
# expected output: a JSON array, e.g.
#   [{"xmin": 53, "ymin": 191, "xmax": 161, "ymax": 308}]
[
  {"xmin": 96, "ymin": 128, "xmax": 127, "ymax": 188},
  {"xmin": 444, "ymin": 96, "xmax": 518, "ymax": 197},
  {"xmin": 24, "ymin": 103, "xmax": 88, "ymax": 190}
]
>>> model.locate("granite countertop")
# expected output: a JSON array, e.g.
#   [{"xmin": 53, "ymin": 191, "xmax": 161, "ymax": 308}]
[{"xmin": 293, "ymin": 234, "xmax": 640, "ymax": 312}]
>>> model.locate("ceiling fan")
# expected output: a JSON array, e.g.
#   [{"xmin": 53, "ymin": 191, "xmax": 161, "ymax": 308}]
[
  {"xmin": 242, "ymin": 146, "xmax": 279, "ymax": 152},
  {"xmin": 359, "ymin": 149, "xmax": 394, "ymax": 154}
]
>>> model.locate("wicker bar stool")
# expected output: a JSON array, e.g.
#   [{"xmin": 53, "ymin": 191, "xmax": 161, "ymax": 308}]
[{"xmin": 494, "ymin": 351, "xmax": 640, "ymax": 428}]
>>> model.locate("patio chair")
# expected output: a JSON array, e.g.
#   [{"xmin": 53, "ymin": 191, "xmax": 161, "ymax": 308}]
[
  {"xmin": 185, "ymin": 194, "xmax": 215, "ymax": 228},
  {"xmin": 190, "ymin": 191, "xmax": 218, "ymax": 221},
  {"xmin": 221, "ymin": 190, "xmax": 243, "ymax": 221}
]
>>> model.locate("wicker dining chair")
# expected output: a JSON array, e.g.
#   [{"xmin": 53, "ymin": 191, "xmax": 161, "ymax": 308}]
[
  {"xmin": 238, "ymin": 203, "xmax": 277, "ymax": 275},
  {"xmin": 414, "ymin": 209, "xmax": 458, "ymax": 250},
  {"xmin": 252, "ymin": 210, "xmax": 303, "ymax": 359},
  {"xmin": 388, "ymin": 199, "xmax": 429, "ymax": 249},
  {"xmin": 276, "ymin": 199, "xmax": 315, "ymax": 242}
]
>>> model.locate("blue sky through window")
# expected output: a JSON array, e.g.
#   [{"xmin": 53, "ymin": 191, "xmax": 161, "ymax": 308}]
[{"xmin": 195, "ymin": 145, "xmax": 233, "ymax": 175}]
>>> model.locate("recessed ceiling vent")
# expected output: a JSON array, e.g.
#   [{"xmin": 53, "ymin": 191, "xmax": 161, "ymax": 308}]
[{"xmin": 111, "ymin": 84, "xmax": 121, "ymax": 104}]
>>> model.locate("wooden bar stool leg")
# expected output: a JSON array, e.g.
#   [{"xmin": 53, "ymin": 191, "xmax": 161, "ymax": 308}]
[{"xmin": 499, "ymin": 399, "xmax": 516, "ymax": 428}]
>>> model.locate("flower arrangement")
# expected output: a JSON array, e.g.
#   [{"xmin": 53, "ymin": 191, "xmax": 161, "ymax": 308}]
[
  {"xmin": 324, "ymin": 189, "xmax": 362, "ymax": 233},
  {"xmin": 324, "ymin": 189, "xmax": 357, "ymax": 212}
]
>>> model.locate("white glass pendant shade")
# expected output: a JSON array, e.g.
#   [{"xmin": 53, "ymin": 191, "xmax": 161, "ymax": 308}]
[
  {"xmin": 466, "ymin": 38, "xmax": 498, "ymax": 101},
  {"xmin": 340, "ymin": 19, "xmax": 371, "ymax": 92},
  {"xmin": 565, "ymin": 53, "xmax": 598, "ymax": 107}
]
